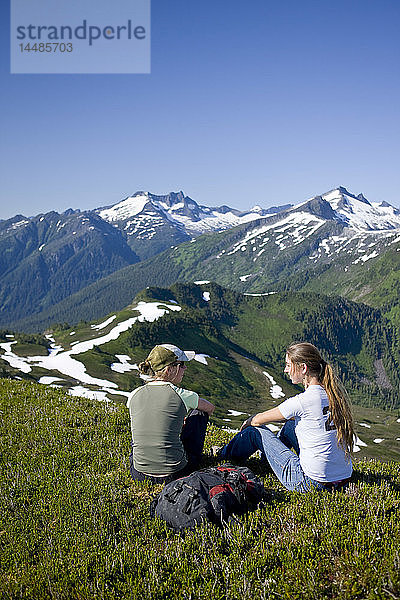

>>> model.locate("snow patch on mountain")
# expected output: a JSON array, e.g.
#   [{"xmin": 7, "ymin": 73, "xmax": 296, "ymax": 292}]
[
  {"xmin": 0, "ymin": 342, "xmax": 32, "ymax": 373},
  {"xmin": 244, "ymin": 292, "xmax": 277, "ymax": 296},
  {"xmin": 68, "ymin": 386, "xmax": 108, "ymax": 401},
  {"xmin": 309, "ymin": 230, "xmax": 399, "ymax": 264},
  {"xmin": 263, "ymin": 371, "xmax": 285, "ymax": 399},
  {"xmin": 353, "ymin": 435, "xmax": 368, "ymax": 452},
  {"xmin": 166, "ymin": 207, "xmax": 267, "ymax": 234},
  {"xmin": 91, "ymin": 315, "xmax": 117, "ymax": 331},
  {"xmin": 38, "ymin": 376, "xmax": 65, "ymax": 385},
  {"xmin": 194, "ymin": 354, "xmax": 210, "ymax": 365},
  {"xmin": 227, "ymin": 212, "xmax": 325, "ymax": 257},
  {"xmin": 10, "ymin": 220, "xmax": 29, "ymax": 230},
  {"xmin": 99, "ymin": 194, "xmax": 150, "ymax": 221},
  {"xmin": 111, "ymin": 355, "xmax": 136, "ymax": 373},
  {"xmin": 352, "ymin": 250, "xmax": 380, "ymax": 265},
  {"xmin": 320, "ymin": 188, "xmax": 400, "ymax": 231},
  {"xmin": 0, "ymin": 301, "xmax": 182, "ymax": 398}
]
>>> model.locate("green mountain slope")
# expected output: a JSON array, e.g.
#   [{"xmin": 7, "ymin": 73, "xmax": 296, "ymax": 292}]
[
  {"xmin": 0, "ymin": 211, "xmax": 139, "ymax": 327},
  {"xmin": 8, "ymin": 212, "xmax": 341, "ymax": 331},
  {"xmin": 2, "ymin": 282, "xmax": 399, "ymax": 459},
  {"xmin": 5, "ymin": 281, "xmax": 400, "ymax": 407},
  {"xmin": 7, "ymin": 245, "xmax": 186, "ymax": 332},
  {"xmin": 1, "ymin": 380, "xmax": 399, "ymax": 600},
  {"xmin": 3, "ymin": 217, "xmax": 343, "ymax": 332},
  {"xmin": 122, "ymin": 283, "xmax": 400, "ymax": 411},
  {"xmin": 299, "ymin": 241, "xmax": 400, "ymax": 328}
]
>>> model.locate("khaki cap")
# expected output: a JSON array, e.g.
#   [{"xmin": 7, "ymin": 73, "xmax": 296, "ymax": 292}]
[{"xmin": 147, "ymin": 344, "xmax": 195, "ymax": 372}]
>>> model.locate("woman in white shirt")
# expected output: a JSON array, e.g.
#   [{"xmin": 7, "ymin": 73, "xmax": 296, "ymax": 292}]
[{"xmin": 219, "ymin": 342, "xmax": 354, "ymax": 492}]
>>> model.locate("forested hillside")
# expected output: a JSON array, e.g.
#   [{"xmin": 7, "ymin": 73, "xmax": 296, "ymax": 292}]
[
  {"xmin": 122, "ymin": 283, "xmax": 400, "ymax": 412},
  {"xmin": 0, "ymin": 211, "xmax": 140, "ymax": 327}
]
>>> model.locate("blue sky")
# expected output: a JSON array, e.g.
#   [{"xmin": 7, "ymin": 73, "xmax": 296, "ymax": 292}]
[{"xmin": 1, "ymin": 0, "xmax": 399, "ymax": 219}]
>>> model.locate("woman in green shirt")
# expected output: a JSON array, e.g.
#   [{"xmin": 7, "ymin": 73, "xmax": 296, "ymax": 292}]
[{"xmin": 127, "ymin": 344, "xmax": 214, "ymax": 483}]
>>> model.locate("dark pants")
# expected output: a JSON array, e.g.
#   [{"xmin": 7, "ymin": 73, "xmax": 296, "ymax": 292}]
[{"xmin": 130, "ymin": 409, "xmax": 209, "ymax": 484}]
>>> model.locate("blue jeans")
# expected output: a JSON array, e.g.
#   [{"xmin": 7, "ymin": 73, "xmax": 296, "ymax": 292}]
[{"xmin": 220, "ymin": 420, "xmax": 337, "ymax": 493}]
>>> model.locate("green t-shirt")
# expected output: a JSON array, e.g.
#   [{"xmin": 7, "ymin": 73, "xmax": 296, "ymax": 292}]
[{"xmin": 126, "ymin": 381, "xmax": 199, "ymax": 475}]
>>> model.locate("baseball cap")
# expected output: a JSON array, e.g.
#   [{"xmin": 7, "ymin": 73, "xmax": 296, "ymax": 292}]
[{"xmin": 146, "ymin": 344, "xmax": 195, "ymax": 372}]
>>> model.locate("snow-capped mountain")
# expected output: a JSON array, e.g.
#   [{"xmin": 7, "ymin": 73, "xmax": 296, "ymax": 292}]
[
  {"xmin": 54, "ymin": 184, "xmax": 400, "ymax": 325},
  {"xmin": 274, "ymin": 187, "xmax": 400, "ymax": 270},
  {"xmin": 0, "ymin": 190, "xmax": 289, "ymax": 329},
  {"xmin": 315, "ymin": 187, "xmax": 400, "ymax": 231},
  {"xmin": 216, "ymin": 186, "xmax": 400, "ymax": 278},
  {"xmin": 92, "ymin": 190, "xmax": 291, "ymax": 263},
  {"xmin": 97, "ymin": 190, "xmax": 287, "ymax": 236}
]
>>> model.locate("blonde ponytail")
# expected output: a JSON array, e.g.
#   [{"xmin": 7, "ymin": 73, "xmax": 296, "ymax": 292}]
[
  {"xmin": 287, "ymin": 342, "xmax": 355, "ymax": 456},
  {"xmin": 322, "ymin": 363, "xmax": 354, "ymax": 456},
  {"xmin": 138, "ymin": 359, "xmax": 155, "ymax": 377}
]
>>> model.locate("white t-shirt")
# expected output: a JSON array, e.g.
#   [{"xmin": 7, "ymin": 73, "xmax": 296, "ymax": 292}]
[{"xmin": 278, "ymin": 385, "xmax": 352, "ymax": 483}]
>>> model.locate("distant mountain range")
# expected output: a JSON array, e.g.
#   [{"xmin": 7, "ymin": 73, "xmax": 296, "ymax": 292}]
[
  {"xmin": 2, "ymin": 186, "xmax": 400, "ymax": 331},
  {"xmin": 0, "ymin": 191, "xmax": 286, "ymax": 329},
  {"xmin": 96, "ymin": 190, "xmax": 286, "ymax": 238}
]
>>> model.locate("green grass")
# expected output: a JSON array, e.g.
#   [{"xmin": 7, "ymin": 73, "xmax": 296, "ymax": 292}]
[
  {"xmin": 12, "ymin": 343, "xmax": 49, "ymax": 357},
  {"xmin": 1, "ymin": 379, "xmax": 400, "ymax": 599}
]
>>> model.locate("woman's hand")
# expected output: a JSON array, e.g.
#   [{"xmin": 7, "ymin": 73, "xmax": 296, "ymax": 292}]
[
  {"xmin": 240, "ymin": 416, "xmax": 255, "ymax": 431},
  {"xmin": 240, "ymin": 407, "xmax": 286, "ymax": 431}
]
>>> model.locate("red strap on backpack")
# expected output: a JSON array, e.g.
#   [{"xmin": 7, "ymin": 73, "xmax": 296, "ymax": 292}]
[{"xmin": 209, "ymin": 483, "xmax": 234, "ymax": 499}]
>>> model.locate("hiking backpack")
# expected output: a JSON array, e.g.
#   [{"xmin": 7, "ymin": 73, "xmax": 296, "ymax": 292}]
[{"xmin": 150, "ymin": 464, "xmax": 266, "ymax": 531}]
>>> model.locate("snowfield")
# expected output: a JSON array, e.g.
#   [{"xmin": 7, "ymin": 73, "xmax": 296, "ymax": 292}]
[{"xmin": 0, "ymin": 301, "xmax": 182, "ymax": 398}]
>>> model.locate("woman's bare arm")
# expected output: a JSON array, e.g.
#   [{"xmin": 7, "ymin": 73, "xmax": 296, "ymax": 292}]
[
  {"xmin": 241, "ymin": 406, "xmax": 285, "ymax": 431},
  {"xmin": 198, "ymin": 397, "xmax": 215, "ymax": 415}
]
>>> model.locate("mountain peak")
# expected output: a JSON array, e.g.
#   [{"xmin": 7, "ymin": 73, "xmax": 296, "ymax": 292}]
[
  {"xmin": 98, "ymin": 193, "xmax": 153, "ymax": 222},
  {"xmin": 337, "ymin": 185, "xmax": 351, "ymax": 195},
  {"xmin": 131, "ymin": 190, "xmax": 150, "ymax": 198},
  {"xmin": 357, "ymin": 193, "xmax": 369, "ymax": 204},
  {"xmin": 317, "ymin": 187, "xmax": 400, "ymax": 231},
  {"xmin": 325, "ymin": 187, "xmax": 371, "ymax": 207},
  {"xmin": 299, "ymin": 195, "xmax": 337, "ymax": 220}
]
